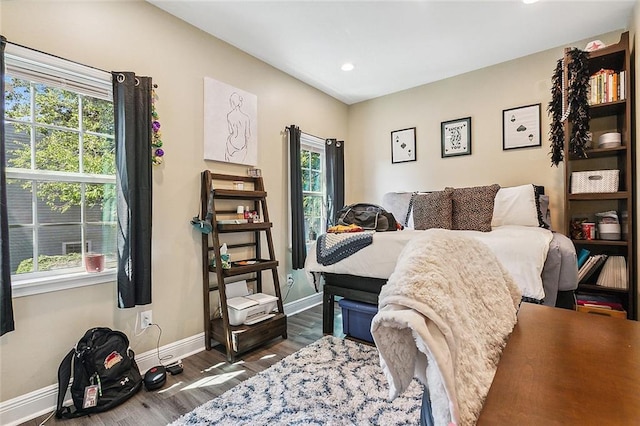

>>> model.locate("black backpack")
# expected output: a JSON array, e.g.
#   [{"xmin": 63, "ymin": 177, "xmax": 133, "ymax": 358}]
[
  {"xmin": 336, "ymin": 203, "xmax": 399, "ymax": 231},
  {"xmin": 56, "ymin": 327, "xmax": 142, "ymax": 419}
]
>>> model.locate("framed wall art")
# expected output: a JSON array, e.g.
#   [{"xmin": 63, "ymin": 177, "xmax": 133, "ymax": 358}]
[
  {"xmin": 502, "ymin": 103, "xmax": 541, "ymax": 150},
  {"xmin": 203, "ymin": 76, "xmax": 258, "ymax": 165},
  {"xmin": 391, "ymin": 127, "xmax": 416, "ymax": 164},
  {"xmin": 441, "ymin": 117, "xmax": 471, "ymax": 158}
]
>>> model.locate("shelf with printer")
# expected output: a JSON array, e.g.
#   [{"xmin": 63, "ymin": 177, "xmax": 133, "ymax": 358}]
[{"xmin": 199, "ymin": 171, "xmax": 287, "ymax": 361}]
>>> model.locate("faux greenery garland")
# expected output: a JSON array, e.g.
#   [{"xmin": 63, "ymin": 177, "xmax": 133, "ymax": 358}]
[
  {"xmin": 548, "ymin": 48, "xmax": 590, "ymax": 166},
  {"xmin": 152, "ymin": 85, "xmax": 164, "ymax": 165}
]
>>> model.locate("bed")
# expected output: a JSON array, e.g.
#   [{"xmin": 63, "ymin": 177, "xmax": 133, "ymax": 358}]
[{"xmin": 304, "ymin": 184, "xmax": 578, "ymax": 334}]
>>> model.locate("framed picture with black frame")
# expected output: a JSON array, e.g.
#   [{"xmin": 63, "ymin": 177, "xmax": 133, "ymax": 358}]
[
  {"xmin": 391, "ymin": 127, "xmax": 416, "ymax": 164},
  {"xmin": 502, "ymin": 103, "xmax": 541, "ymax": 150},
  {"xmin": 441, "ymin": 117, "xmax": 471, "ymax": 158}
]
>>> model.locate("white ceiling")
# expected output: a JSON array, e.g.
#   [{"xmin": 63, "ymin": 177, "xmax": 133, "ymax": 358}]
[{"xmin": 148, "ymin": 0, "xmax": 634, "ymax": 105}]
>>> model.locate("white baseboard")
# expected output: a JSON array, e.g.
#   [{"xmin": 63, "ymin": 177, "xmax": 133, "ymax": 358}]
[
  {"xmin": 283, "ymin": 291, "xmax": 323, "ymax": 316},
  {"xmin": 0, "ymin": 294, "xmax": 322, "ymax": 425}
]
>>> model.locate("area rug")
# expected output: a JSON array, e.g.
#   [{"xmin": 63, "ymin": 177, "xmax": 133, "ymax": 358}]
[{"xmin": 169, "ymin": 335, "xmax": 422, "ymax": 425}]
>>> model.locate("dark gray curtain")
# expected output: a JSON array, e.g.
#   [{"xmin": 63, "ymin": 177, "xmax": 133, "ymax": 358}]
[
  {"xmin": 288, "ymin": 124, "xmax": 306, "ymax": 270},
  {"xmin": 1, "ymin": 36, "xmax": 15, "ymax": 336},
  {"xmin": 112, "ymin": 72, "xmax": 152, "ymax": 308},
  {"xmin": 326, "ymin": 138, "xmax": 345, "ymax": 227}
]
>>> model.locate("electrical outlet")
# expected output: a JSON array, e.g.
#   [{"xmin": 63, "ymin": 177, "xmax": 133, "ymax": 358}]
[
  {"xmin": 286, "ymin": 274, "xmax": 294, "ymax": 287},
  {"xmin": 140, "ymin": 310, "xmax": 153, "ymax": 329}
]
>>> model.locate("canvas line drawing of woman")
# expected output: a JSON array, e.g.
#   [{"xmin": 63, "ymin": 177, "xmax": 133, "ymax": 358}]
[{"xmin": 225, "ymin": 92, "xmax": 251, "ymax": 163}]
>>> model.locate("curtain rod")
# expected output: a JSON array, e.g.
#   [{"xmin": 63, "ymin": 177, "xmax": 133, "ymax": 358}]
[
  {"xmin": 3, "ymin": 37, "xmax": 158, "ymax": 88},
  {"xmin": 284, "ymin": 126, "xmax": 326, "ymax": 142},
  {"xmin": 4, "ymin": 37, "xmax": 109, "ymax": 74}
]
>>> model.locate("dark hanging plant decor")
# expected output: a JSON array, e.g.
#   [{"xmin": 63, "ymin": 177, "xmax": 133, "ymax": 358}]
[
  {"xmin": 566, "ymin": 48, "xmax": 590, "ymax": 159},
  {"xmin": 548, "ymin": 48, "xmax": 591, "ymax": 166},
  {"xmin": 548, "ymin": 58, "xmax": 564, "ymax": 166}
]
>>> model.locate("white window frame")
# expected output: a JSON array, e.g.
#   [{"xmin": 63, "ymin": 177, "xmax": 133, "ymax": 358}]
[
  {"xmin": 300, "ymin": 133, "xmax": 326, "ymax": 246},
  {"xmin": 4, "ymin": 44, "xmax": 116, "ymax": 297}
]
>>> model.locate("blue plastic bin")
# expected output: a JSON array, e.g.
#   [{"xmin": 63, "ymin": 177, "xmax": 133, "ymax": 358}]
[{"xmin": 338, "ymin": 299, "xmax": 378, "ymax": 343}]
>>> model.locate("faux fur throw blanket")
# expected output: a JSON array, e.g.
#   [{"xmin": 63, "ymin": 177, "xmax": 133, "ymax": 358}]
[
  {"xmin": 371, "ymin": 229, "xmax": 521, "ymax": 426},
  {"xmin": 316, "ymin": 231, "xmax": 374, "ymax": 265}
]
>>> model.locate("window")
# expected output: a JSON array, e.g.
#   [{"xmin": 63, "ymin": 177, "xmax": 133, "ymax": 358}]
[
  {"xmin": 4, "ymin": 44, "xmax": 116, "ymax": 296},
  {"xmin": 300, "ymin": 133, "xmax": 326, "ymax": 243}
]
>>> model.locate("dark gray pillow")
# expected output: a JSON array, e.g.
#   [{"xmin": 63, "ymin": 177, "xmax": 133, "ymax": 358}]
[
  {"xmin": 412, "ymin": 189, "xmax": 453, "ymax": 230},
  {"xmin": 447, "ymin": 184, "xmax": 500, "ymax": 232}
]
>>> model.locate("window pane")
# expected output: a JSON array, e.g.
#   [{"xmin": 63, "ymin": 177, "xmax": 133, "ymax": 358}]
[
  {"xmin": 84, "ymin": 135, "xmax": 115, "ymax": 175},
  {"xmin": 7, "ymin": 179, "xmax": 33, "ymax": 225},
  {"xmin": 86, "ymin": 223, "xmax": 116, "ymax": 268},
  {"xmin": 300, "ymin": 150, "xmax": 310, "ymax": 169},
  {"xmin": 83, "ymin": 97, "xmax": 114, "ymax": 135},
  {"xmin": 5, "ymin": 122, "xmax": 32, "ymax": 169},
  {"xmin": 5, "ymin": 77, "xmax": 31, "ymax": 121},
  {"xmin": 35, "ymin": 127, "xmax": 79, "ymax": 172},
  {"xmin": 10, "ymin": 227, "xmax": 34, "ymax": 274},
  {"xmin": 86, "ymin": 183, "xmax": 117, "ymax": 222},
  {"xmin": 311, "ymin": 152, "xmax": 321, "ymax": 170},
  {"xmin": 302, "ymin": 169, "xmax": 311, "ymax": 192},
  {"xmin": 37, "ymin": 224, "xmax": 83, "ymax": 271},
  {"xmin": 308, "ymin": 217, "xmax": 321, "ymax": 237},
  {"xmin": 34, "ymin": 84, "xmax": 79, "ymax": 129},
  {"xmin": 312, "ymin": 196, "xmax": 322, "ymax": 217},
  {"xmin": 311, "ymin": 171, "xmax": 321, "ymax": 192},
  {"xmin": 36, "ymin": 181, "xmax": 81, "ymax": 217},
  {"xmin": 303, "ymin": 195, "xmax": 313, "ymax": 218}
]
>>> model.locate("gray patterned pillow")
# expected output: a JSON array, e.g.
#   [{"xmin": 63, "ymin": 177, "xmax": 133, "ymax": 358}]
[
  {"xmin": 412, "ymin": 189, "xmax": 453, "ymax": 230},
  {"xmin": 447, "ymin": 184, "xmax": 500, "ymax": 232}
]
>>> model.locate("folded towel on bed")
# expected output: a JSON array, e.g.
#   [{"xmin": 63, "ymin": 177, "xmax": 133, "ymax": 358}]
[{"xmin": 371, "ymin": 229, "xmax": 521, "ymax": 426}]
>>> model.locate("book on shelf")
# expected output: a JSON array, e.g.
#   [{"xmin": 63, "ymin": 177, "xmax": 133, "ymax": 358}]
[
  {"xmin": 589, "ymin": 69, "xmax": 626, "ymax": 105},
  {"xmin": 578, "ymin": 254, "xmax": 607, "ymax": 283},
  {"xmin": 596, "ymin": 255, "xmax": 628, "ymax": 290},
  {"xmin": 576, "ymin": 293, "xmax": 624, "ymax": 311},
  {"xmin": 577, "ymin": 248, "xmax": 590, "ymax": 269}
]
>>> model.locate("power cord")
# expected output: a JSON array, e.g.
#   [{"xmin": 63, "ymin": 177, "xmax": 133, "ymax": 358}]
[{"xmin": 150, "ymin": 323, "xmax": 174, "ymax": 366}]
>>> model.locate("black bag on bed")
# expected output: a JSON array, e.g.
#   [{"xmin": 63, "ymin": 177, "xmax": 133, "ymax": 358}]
[
  {"xmin": 336, "ymin": 203, "xmax": 399, "ymax": 231},
  {"xmin": 55, "ymin": 327, "xmax": 142, "ymax": 419}
]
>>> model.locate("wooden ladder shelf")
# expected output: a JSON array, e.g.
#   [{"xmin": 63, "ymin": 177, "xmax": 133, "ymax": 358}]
[{"xmin": 199, "ymin": 171, "xmax": 287, "ymax": 361}]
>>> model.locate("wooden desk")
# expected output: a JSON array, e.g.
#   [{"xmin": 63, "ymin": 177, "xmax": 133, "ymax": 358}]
[{"xmin": 477, "ymin": 303, "xmax": 640, "ymax": 425}]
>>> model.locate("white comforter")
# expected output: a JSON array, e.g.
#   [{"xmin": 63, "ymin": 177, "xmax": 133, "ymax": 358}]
[{"xmin": 305, "ymin": 225, "xmax": 553, "ymax": 300}]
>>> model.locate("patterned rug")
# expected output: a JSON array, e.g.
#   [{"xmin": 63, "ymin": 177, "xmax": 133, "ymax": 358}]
[{"xmin": 169, "ymin": 335, "xmax": 423, "ymax": 425}]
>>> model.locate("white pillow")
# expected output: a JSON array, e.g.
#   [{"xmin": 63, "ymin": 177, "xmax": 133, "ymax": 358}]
[{"xmin": 491, "ymin": 184, "xmax": 539, "ymax": 228}]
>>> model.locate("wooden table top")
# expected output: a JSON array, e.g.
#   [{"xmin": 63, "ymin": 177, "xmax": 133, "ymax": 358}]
[{"xmin": 477, "ymin": 303, "xmax": 640, "ymax": 425}]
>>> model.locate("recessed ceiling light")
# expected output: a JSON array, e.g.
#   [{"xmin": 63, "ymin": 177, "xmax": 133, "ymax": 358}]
[
  {"xmin": 522, "ymin": 0, "xmax": 539, "ymax": 4},
  {"xmin": 341, "ymin": 63, "xmax": 355, "ymax": 72}
]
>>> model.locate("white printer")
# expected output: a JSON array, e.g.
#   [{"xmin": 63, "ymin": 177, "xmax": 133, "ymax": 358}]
[{"xmin": 226, "ymin": 293, "xmax": 278, "ymax": 325}]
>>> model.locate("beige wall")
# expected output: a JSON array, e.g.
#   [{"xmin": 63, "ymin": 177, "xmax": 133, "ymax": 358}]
[
  {"xmin": 347, "ymin": 32, "xmax": 628, "ymax": 233},
  {"xmin": 0, "ymin": 0, "xmax": 347, "ymax": 401}
]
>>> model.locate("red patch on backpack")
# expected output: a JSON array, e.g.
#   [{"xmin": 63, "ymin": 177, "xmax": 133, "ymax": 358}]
[{"xmin": 104, "ymin": 351, "xmax": 123, "ymax": 369}]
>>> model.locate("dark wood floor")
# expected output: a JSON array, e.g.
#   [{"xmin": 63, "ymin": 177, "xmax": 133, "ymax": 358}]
[{"xmin": 24, "ymin": 304, "xmax": 344, "ymax": 426}]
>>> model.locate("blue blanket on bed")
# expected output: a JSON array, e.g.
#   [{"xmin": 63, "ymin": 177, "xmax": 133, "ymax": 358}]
[{"xmin": 316, "ymin": 231, "xmax": 374, "ymax": 266}]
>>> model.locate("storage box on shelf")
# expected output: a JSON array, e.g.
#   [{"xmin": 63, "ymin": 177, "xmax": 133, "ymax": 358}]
[{"xmin": 562, "ymin": 32, "xmax": 636, "ymax": 319}]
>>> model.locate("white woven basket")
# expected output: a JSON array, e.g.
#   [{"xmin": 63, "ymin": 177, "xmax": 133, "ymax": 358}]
[{"xmin": 571, "ymin": 170, "xmax": 619, "ymax": 194}]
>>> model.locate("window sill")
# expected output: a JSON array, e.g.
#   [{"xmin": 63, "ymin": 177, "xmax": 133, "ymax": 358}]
[{"xmin": 12, "ymin": 269, "xmax": 116, "ymax": 298}]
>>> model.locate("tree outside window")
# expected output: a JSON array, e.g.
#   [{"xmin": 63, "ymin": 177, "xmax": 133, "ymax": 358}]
[{"xmin": 4, "ymin": 75, "xmax": 116, "ymax": 275}]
